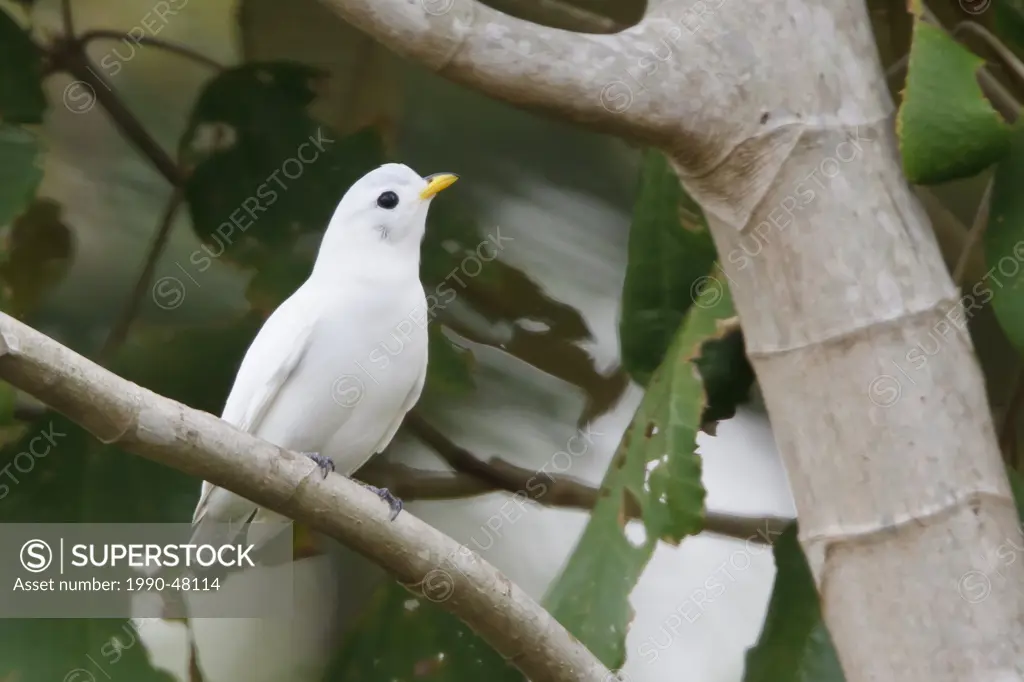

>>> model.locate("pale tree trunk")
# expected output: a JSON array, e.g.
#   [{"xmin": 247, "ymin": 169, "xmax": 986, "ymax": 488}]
[{"xmin": 319, "ymin": 0, "xmax": 1024, "ymax": 679}]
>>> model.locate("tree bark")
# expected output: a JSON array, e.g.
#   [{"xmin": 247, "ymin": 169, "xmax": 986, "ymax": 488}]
[
  {"xmin": 314, "ymin": 0, "xmax": 1024, "ymax": 679},
  {"xmin": 663, "ymin": 5, "xmax": 1024, "ymax": 681},
  {"xmin": 0, "ymin": 314, "xmax": 612, "ymax": 682}
]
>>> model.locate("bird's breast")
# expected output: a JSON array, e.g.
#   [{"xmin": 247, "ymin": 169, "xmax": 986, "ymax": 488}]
[{"xmin": 252, "ymin": 282, "xmax": 428, "ymax": 465}]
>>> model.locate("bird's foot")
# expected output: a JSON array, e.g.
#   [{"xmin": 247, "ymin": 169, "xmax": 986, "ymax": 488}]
[
  {"xmin": 302, "ymin": 452, "xmax": 335, "ymax": 479},
  {"xmin": 362, "ymin": 484, "xmax": 403, "ymax": 521}
]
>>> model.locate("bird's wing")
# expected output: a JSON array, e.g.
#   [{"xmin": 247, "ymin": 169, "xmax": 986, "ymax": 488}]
[
  {"xmin": 371, "ymin": 355, "xmax": 427, "ymax": 457},
  {"xmin": 221, "ymin": 303, "xmax": 319, "ymax": 434},
  {"xmin": 191, "ymin": 298, "xmax": 318, "ymax": 527}
]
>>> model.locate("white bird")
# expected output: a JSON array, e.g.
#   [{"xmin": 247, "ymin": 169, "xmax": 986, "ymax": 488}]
[{"xmin": 189, "ymin": 164, "xmax": 459, "ymax": 547}]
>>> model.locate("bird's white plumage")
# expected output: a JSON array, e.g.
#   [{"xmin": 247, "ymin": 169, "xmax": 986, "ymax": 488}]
[
  {"xmin": 189, "ymin": 163, "xmax": 450, "ymax": 543},
  {"xmin": 190, "ymin": 299, "xmax": 317, "ymax": 528}
]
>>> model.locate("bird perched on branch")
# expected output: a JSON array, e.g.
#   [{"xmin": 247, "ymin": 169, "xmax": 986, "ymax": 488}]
[{"xmin": 189, "ymin": 164, "xmax": 458, "ymax": 547}]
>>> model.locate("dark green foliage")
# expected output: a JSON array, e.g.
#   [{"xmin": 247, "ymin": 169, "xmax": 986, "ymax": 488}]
[
  {"xmin": 0, "ymin": 7, "xmax": 45, "ymax": 124},
  {"xmin": 182, "ymin": 62, "xmax": 385, "ymax": 268},
  {"xmin": 619, "ymin": 149, "xmax": 717, "ymax": 386}
]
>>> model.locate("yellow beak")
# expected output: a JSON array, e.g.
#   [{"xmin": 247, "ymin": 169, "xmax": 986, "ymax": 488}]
[{"xmin": 420, "ymin": 173, "xmax": 459, "ymax": 200}]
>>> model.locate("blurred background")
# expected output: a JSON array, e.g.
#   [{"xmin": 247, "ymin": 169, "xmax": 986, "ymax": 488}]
[{"xmin": 0, "ymin": 0, "xmax": 1015, "ymax": 680}]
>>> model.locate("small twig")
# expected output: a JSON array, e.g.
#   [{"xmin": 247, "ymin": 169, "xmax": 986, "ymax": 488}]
[
  {"xmin": 5, "ymin": 397, "xmax": 789, "ymax": 539},
  {"xmin": 79, "ymin": 30, "xmax": 225, "ymax": 71},
  {"xmin": 953, "ymin": 178, "xmax": 993, "ymax": 287},
  {"xmin": 99, "ymin": 189, "xmax": 184, "ymax": 362},
  {"xmin": 954, "ymin": 22, "xmax": 1024, "ymax": 94},
  {"xmin": 187, "ymin": 629, "xmax": 206, "ymax": 682},
  {"xmin": 885, "ymin": 54, "xmax": 909, "ymax": 80},
  {"xmin": 406, "ymin": 412, "xmax": 791, "ymax": 543},
  {"xmin": 60, "ymin": 0, "xmax": 75, "ymax": 38},
  {"xmin": 47, "ymin": 44, "xmax": 185, "ymax": 186},
  {"xmin": 360, "ymin": 461, "xmax": 495, "ymax": 500}
]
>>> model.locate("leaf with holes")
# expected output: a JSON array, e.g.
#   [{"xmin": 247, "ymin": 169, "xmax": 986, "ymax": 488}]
[
  {"xmin": 620, "ymin": 149, "xmax": 718, "ymax": 386},
  {"xmin": 544, "ymin": 267, "xmax": 735, "ymax": 668},
  {"xmin": 897, "ymin": 20, "xmax": 1012, "ymax": 184}
]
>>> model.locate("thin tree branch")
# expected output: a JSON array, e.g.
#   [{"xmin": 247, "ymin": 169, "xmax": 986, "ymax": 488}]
[
  {"xmin": 79, "ymin": 30, "xmax": 225, "ymax": 71},
  {"xmin": 99, "ymin": 188, "xmax": 185, "ymax": 362},
  {"xmin": 47, "ymin": 43, "xmax": 185, "ymax": 187},
  {"xmin": 885, "ymin": 54, "xmax": 908, "ymax": 80},
  {"xmin": 953, "ymin": 177, "xmax": 993, "ymax": 287},
  {"xmin": 360, "ymin": 461, "xmax": 497, "ymax": 500},
  {"xmin": 60, "ymin": 0, "xmax": 75, "ymax": 37},
  {"xmin": 954, "ymin": 21, "xmax": 1024, "ymax": 94},
  {"xmin": 3, "ymin": 397, "xmax": 791, "ymax": 541},
  {"xmin": 913, "ymin": 186, "xmax": 986, "ymax": 285},
  {"xmin": 0, "ymin": 313, "xmax": 611, "ymax": 682},
  {"xmin": 406, "ymin": 412, "xmax": 791, "ymax": 543},
  {"xmin": 316, "ymin": 0, "xmax": 660, "ymax": 137}
]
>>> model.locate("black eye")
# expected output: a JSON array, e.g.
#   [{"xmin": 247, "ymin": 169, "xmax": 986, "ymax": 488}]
[{"xmin": 376, "ymin": 191, "xmax": 399, "ymax": 209}]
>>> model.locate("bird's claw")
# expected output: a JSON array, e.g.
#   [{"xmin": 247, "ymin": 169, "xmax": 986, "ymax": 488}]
[
  {"xmin": 303, "ymin": 452, "xmax": 335, "ymax": 479},
  {"xmin": 363, "ymin": 485, "xmax": 403, "ymax": 521}
]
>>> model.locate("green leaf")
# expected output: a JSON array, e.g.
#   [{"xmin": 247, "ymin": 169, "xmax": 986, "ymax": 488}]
[
  {"xmin": 326, "ymin": 582, "xmax": 523, "ymax": 682},
  {"xmin": 0, "ymin": 124, "xmax": 43, "ymax": 227},
  {"xmin": 741, "ymin": 524, "xmax": 844, "ymax": 682},
  {"xmin": 619, "ymin": 149, "xmax": 718, "ymax": 386},
  {"xmin": 0, "ymin": 8, "xmax": 46, "ymax": 123},
  {"xmin": 897, "ymin": 20, "xmax": 1012, "ymax": 184},
  {"xmin": 743, "ymin": 470, "xmax": 1024, "ymax": 682},
  {"xmin": 181, "ymin": 62, "xmax": 385, "ymax": 268},
  {"xmin": 544, "ymin": 269, "xmax": 735, "ymax": 668},
  {"xmin": 985, "ymin": 123, "xmax": 1024, "ymax": 350}
]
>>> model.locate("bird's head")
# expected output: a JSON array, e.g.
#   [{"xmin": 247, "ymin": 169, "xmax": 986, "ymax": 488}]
[{"xmin": 324, "ymin": 163, "xmax": 458, "ymax": 254}]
